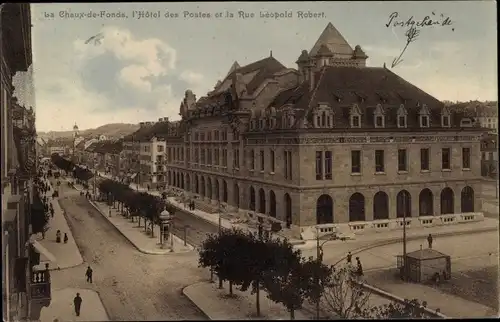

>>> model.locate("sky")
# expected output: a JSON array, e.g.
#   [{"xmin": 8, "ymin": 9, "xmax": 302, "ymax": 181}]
[{"xmin": 22, "ymin": 1, "xmax": 497, "ymax": 132}]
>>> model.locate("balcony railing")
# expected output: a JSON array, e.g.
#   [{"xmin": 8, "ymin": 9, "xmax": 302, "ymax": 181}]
[{"xmin": 30, "ymin": 270, "xmax": 51, "ymax": 300}]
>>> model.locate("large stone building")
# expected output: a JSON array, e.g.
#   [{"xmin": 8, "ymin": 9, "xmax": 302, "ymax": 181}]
[
  {"xmin": 1, "ymin": 3, "xmax": 51, "ymax": 320},
  {"xmin": 145, "ymin": 23, "xmax": 486, "ymax": 237},
  {"xmin": 159, "ymin": 22, "xmax": 486, "ymax": 235}
]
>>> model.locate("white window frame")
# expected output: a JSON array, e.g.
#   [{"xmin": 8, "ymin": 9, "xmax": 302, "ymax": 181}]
[
  {"xmin": 397, "ymin": 104, "xmax": 408, "ymax": 128},
  {"xmin": 374, "ymin": 104, "xmax": 385, "ymax": 128}
]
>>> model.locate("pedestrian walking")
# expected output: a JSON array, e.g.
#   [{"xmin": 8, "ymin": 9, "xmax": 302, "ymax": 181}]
[
  {"xmin": 63, "ymin": 233, "xmax": 68, "ymax": 244},
  {"xmin": 86, "ymin": 266, "xmax": 93, "ymax": 283},
  {"xmin": 56, "ymin": 230, "xmax": 61, "ymax": 243},
  {"xmin": 427, "ymin": 234, "xmax": 433, "ymax": 249},
  {"xmin": 346, "ymin": 251, "xmax": 352, "ymax": 264},
  {"xmin": 73, "ymin": 293, "xmax": 82, "ymax": 316},
  {"xmin": 356, "ymin": 257, "xmax": 363, "ymax": 277},
  {"xmin": 50, "ymin": 207, "xmax": 54, "ymax": 218}
]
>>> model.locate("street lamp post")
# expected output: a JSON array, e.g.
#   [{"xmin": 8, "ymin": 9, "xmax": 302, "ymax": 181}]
[
  {"xmin": 315, "ymin": 226, "xmax": 331, "ymax": 320},
  {"xmin": 402, "ymin": 193, "xmax": 408, "ymax": 281}
]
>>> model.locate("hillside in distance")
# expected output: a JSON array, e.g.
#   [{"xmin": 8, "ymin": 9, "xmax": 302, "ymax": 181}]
[{"xmin": 38, "ymin": 123, "xmax": 140, "ymax": 140}]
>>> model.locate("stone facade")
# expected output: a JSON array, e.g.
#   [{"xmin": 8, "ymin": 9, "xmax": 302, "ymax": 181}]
[{"xmin": 134, "ymin": 22, "xmax": 486, "ymax": 233}]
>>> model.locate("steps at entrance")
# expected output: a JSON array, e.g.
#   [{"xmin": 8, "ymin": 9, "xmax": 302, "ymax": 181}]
[{"xmin": 194, "ymin": 199, "xmax": 219, "ymax": 214}]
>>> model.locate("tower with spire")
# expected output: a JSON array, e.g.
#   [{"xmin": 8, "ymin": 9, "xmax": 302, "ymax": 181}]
[
  {"xmin": 73, "ymin": 122, "xmax": 79, "ymax": 138},
  {"xmin": 296, "ymin": 22, "xmax": 368, "ymax": 82}
]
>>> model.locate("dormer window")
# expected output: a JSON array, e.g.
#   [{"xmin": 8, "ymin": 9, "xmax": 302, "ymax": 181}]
[
  {"xmin": 350, "ymin": 104, "xmax": 362, "ymax": 128},
  {"xmin": 420, "ymin": 115, "xmax": 429, "ymax": 128},
  {"xmin": 442, "ymin": 115, "xmax": 450, "ymax": 127},
  {"xmin": 374, "ymin": 104, "xmax": 385, "ymax": 128},
  {"xmin": 351, "ymin": 115, "xmax": 361, "ymax": 128},
  {"xmin": 313, "ymin": 105, "xmax": 334, "ymax": 128},
  {"xmin": 397, "ymin": 104, "xmax": 407, "ymax": 128},
  {"xmin": 441, "ymin": 107, "xmax": 451, "ymax": 128},
  {"xmin": 418, "ymin": 104, "xmax": 430, "ymax": 128}
]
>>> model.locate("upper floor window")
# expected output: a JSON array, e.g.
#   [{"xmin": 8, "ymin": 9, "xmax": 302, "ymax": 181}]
[
  {"xmin": 462, "ymin": 147, "xmax": 471, "ymax": 169},
  {"xmin": 351, "ymin": 150, "xmax": 361, "ymax": 174},
  {"xmin": 420, "ymin": 148, "xmax": 430, "ymax": 171},
  {"xmin": 315, "ymin": 151, "xmax": 323, "ymax": 180},
  {"xmin": 324, "ymin": 151, "xmax": 332, "ymax": 180},
  {"xmin": 397, "ymin": 104, "xmax": 407, "ymax": 128},
  {"xmin": 375, "ymin": 150, "xmax": 385, "ymax": 172},
  {"xmin": 441, "ymin": 148, "xmax": 451, "ymax": 170},
  {"xmin": 270, "ymin": 150, "xmax": 275, "ymax": 173},
  {"xmin": 374, "ymin": 104, "xmax": 385, "ymax": 128},
  {"xmin": 250, "ymin": 149, "xmax": 255, "ymax": 170},
  {"xmin": 259, "ymin": 150, "xmax": 265, "ymax": 171},
  {"xmin": 419, "ymin": 104, "xmax": 430, "ymax": 128},
  {"xmin": 350, "ymin": 104, "xmax": 362, "ymax": 128},
  {"xmin": 441, "ymin": 107, "xmax": 451, "ymax": 128},
  {"xmin": 398, "ymin": 149, "xmax": 408, "ymax": 171}
]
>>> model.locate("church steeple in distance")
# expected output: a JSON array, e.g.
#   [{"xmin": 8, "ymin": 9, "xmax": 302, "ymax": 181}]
[{"xmin": 73, "ymin": 123, "xmax": 79, "ymax": 138}]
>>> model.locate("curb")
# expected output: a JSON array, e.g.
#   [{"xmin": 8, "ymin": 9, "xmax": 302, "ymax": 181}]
[
  {"xmin": 87, "ymin": 199, "xmax": 192, "ymax": 255},
  {"xmin": 332, "ymin": 226, "xmax": 498, "ymax": 267},
  {"xmin": 181, "ymin": 282, "xmax": 213, "ymax": 320}
]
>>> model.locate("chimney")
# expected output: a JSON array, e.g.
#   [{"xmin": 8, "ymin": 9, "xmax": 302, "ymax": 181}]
[
  {"xmin": 139, "ymin": 122, "xmax": 145, "ymax": 128},
  {"xmin": 158, "ymin": 117, "xmax": 163, "ymax": 122},
  {"xmin": 164, "ymin": 117, "xmax": 169, "ymax": 122},
  {"xmin": 309, "ymin": 68, "xmax": 315, "ymax": 92}
]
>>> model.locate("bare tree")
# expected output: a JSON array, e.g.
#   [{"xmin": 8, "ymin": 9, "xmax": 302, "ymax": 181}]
[{"xmin": 320, "ymin": 265, "xmax": 371, "ymax": 319}]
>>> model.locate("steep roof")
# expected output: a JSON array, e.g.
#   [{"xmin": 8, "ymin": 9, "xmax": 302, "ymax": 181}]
[
  {"xmin": 212, "ymin": 56, "xmax": 287, "ymax": 96},
  {"xmin": 85, "ymin": 142, "xmax": 98, "ymax": 152},
  {"xmin": 94, "ymin": 140, "xmax": 123, "ymax": 154},
  {"xmin": 269, "ymin": 66, "xmax": 468, "ymax": 129},
  {"xmin": 225, "ymin": 61, "xmax": 240, "ymax": 77},
  {"xmin": 46, "ymin": 137, "xmax": 74, "ymax": 147},
  {"xmin": 309, "ymin": 22, "xmax": 353, "ymax": 57}
]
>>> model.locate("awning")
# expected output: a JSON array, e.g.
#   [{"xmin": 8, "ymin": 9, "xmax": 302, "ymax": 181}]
[{"xmin": 31, "ymin": 240, "xmax": 57, "ymax": 263}]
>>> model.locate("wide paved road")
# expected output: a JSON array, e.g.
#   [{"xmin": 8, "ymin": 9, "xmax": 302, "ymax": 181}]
[
  {"xmin": 169, "ymin": 206, "xmax": 220, "ymax": 247},
  {"xmin": 52, "ymin": 185, "xmax": 208, "ymax": 321}
]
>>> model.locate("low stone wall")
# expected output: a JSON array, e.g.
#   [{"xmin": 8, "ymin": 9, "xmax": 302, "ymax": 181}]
[{"xmin": 301, "ymin": 212, "xmax": 485, "ymax": 240}]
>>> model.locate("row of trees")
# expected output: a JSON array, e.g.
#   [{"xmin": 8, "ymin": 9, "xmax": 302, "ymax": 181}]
[
  {"xmin": 98, "ymin": 179, "xmax": 167, "ymax": 237},
  {"xmin": 199, "ymin": 229, "xmax": 432, "ymax": 319},
  {"xmin": 31, "ymin": 185, "xmax": 49, "ymax": 234},
  {"xmin": 50, "ymin": 153, "xmax": 93, "ymax": 181}
]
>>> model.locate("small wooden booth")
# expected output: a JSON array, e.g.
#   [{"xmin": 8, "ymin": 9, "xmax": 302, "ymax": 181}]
[{"xmin": 397, "ymin": 248, "xmax": 451, "ymax": 284}]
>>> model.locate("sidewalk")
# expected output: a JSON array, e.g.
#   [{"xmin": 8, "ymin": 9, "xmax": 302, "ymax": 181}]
[
  {"xmin": 34, "ymin": 179, "xmax": 84, "ymax": 271},
  {"xmin": 88, "ymin": 199, "xmax": 193, "ymax": 255},
  {"xmin": 183, "ymin": 281, "xmax": 312, "ymax": 320},
  {"xmin": 69, "ymin": 178, "xmax": 193, "ymax": 255},
  {"xmin": 40, "ymin": 288, "xmax": 109, "ymax": 322}
]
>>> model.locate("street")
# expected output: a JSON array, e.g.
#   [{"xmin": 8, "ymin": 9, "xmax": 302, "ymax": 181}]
[
  {"xmin": 51, "ymin": 185, "xmax": 208, "ymax": 320},
  {"xmin": 169, "ymin": 206, "xmax": 220, "ymax": 247},
  {"xmin": 303, "ymin": 231, "xmax": 499, "ymax": 272}
]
